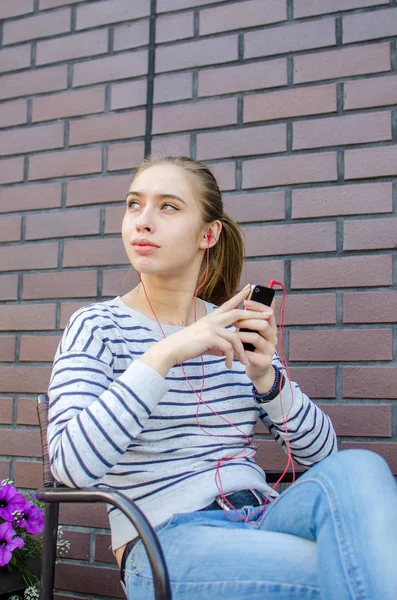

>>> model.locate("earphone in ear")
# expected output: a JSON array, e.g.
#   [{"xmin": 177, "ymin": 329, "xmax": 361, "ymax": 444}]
[{"xmin": 205, "ymin": 231, "xmax": 211, "ymax": 241}]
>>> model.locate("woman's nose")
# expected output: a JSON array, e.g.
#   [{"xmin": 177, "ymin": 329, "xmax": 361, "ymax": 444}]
[{"xmin": 135, "ymin": 209, "xmax": 154, "ymax": 232}]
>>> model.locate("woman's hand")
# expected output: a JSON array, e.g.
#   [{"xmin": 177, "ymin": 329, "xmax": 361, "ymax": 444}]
[
  {"xmin": 139, "ymin": 285, "xmax": 267, "ymax": 377},
  {"xmin": 236, "ymin": 298, "xmax": 278, "ymax": 393}
]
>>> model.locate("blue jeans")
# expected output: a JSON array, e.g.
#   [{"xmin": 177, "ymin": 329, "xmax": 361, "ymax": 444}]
[{"xmin": 124, "ymin": 450, "xmax": 397, "ymax": 599}]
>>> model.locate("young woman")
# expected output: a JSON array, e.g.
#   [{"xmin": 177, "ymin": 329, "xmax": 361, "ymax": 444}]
[{"xmin": 48, "ymin": 156, "xmax": 397, "ymax": 599}]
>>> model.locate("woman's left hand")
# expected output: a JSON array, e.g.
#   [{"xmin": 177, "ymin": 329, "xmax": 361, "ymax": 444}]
[{"xmin": 236, "ymin": 299, "xmax": 278, "ymax": 393}]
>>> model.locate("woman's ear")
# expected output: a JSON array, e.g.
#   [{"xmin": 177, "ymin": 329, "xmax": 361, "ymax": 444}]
[{"xmin": 199, "ymin": 221, "xmax": 222, "ymax": 250}]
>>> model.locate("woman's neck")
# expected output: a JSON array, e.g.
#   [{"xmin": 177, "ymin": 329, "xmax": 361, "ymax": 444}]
[{"xmin": 122, "ymin": 276, "xmax": 206, "ymax": 327}]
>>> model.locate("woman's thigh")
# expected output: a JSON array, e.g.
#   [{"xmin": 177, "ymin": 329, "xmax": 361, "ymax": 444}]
[{"xmin": 125, "ymin": 510, "xmax": 320, "ymax": 600}]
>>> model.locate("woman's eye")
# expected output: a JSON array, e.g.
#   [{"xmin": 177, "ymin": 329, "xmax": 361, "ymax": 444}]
[
  {"xmin": 127, "ymin": 200, "xmax": 140, "ymax": 209},
  {"xmin": 162, "ymin": 203, "xmax": 179, "ymax": 211}
]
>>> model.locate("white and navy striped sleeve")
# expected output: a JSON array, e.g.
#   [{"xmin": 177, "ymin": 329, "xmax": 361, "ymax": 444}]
[
  {"xmin": 48, "ymin": 308, "xmax": 169, "ymax": 488},
  {"xmin": 258, "ymin": 355, "xmax": 338, "ymax": 467}
]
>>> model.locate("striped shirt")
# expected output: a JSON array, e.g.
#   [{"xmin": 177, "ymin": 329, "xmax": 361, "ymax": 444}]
[{"xmin": 48, "ymin": 296, "xmax": 337, "ymax": 551}]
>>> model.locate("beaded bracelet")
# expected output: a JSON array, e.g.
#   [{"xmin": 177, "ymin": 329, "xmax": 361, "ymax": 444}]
[{"xmin": 252, "ymin": 366, "xmax": 285, "ymax": 404}]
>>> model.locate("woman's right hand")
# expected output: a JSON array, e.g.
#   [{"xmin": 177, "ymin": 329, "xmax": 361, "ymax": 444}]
[{"xmin": 138, "ymin": 285, "xmax": 267, "ymax": 377}]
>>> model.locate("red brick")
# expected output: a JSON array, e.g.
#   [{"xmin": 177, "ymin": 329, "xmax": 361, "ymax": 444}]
[
  {"xmin": 209, "ymin": 161, "xmax": 236, "ymax": 191},
  {"xmin": 344, "ymin": 7, "xmax": 397, "ymax": 43},
  {"xmin": 104, "ymin": 205, "xmax": 124, "ymax": 234},
  {"xmin": 0, "ymin": 0, "xmax": 34, "ymax": 18},
  {"xmin": 60, "ymin": 502, "xmax": 109, "ymax": 529},
  {"xmin": 287, "ymin": 367, "xmax": 335, "ymax": 398},
  {"xmin": 0, "ymin": 99, "xmax": 27, "ymax": 128},
  {"xmin": 344, "ymin": 291, "xmax": 397, "ymax": 324},
  {"xmin": 70, "ymin": 111, "xmax": 145, "ymax": 146},
  {"xmin": 239, "ymin": 260, "xmax": 284, "ymax": 289},
  {"xmin": 111, "ymin": 80, "xmax": 147, "ymax": 110},
  {"xmin": 156, "ymin": 12, "xmax": 194, "ymax": 43},
  {"xmin": 19, "ymin": 335, "xmax": 61, "ymax": 362},
  {"xmin": 0, "ymin": 275, "xmax": 18, "ymax": 301},
  {"xmin": 197, "ymin": 124, "xmax": 286, "ymax": 160},
  {"xmin": 293, "ymin": 111, "xmax": 391, "ymax": 150},
  {"xmin": 244, "ymin": 84, "xmax": 336, "ymax": 123},
  {"xmin": 23, "ymin": 270, "xmax": 98, "ymax": 300},
  {"xmin": 291, "ymin": 255, "xmax": 393, "ymax": 289},
  {"xmin": 199, "ymin": 59, "xmax": 287, "ymax": 97},
  {"xmin": 294, "ymin": 0, "xmax": 387, "ymax": 18},
  {"xmin": 0, "ymin": 65, "xmax": 67, "ymax": 101},
  {"xmin": 255, "ymin": 439, "xmax": 301, "ymax": 472},
  {"xmin": 0, "ymin": 157, "xmax": 24, "ymax": 184},
  {"xmin": 242, "ymin": 152, "xmax": 337, "ymax": 189},
  {"xmin": 113, "ymin": 19, "xmax": 150, "ymax": 50},
  {"xmin": 0, "ymin": 338, "xmax": 15, "ymax": 362},
  {"xmin": 73, "ymin": 50, "xmax": 148, "ymax": 87},
  {"xmin": 0, "ymin": 460, "xmax": 11, "ymax": 481},
  {"xmin": 0, "ymin": 398, "xmax": 14, "ymax": 424},
  {"xmin": 3, "ymin": 8, "xmax": 71, "ymax": 45},
  {"xmin": 246, "ymin": 18, "xmax": 335, "ymax": 59},
  {"xmin": 64, "ymin": 531, "xmax": 90, "ymax": 561},
  {"xmin": 294, "ymin": 43, "xmax": 390, "ymax": 84},
  {"xmin": 0, "ymin": 123, "xmax": 64, "ymax": 157},
  {"xmin": 0, "ymin": 366, "xmax": 51, "ymax": 393},
  {"xmin": 14, "ymin": 460, "xmax": 42, "ymax": 488},
  {"xmin": 345, "ymin": 146, "xmax": 397, "ymax": 180},
  {"xmin": 156, "ymin": 35, "xmax": 238, "ymax": 73},
  {"xmin": 60, "ymin": 301, "xmax": 91, "ymax": 329},
  {"xmin": 17, "ymin": 397, "xmax": 40, "ymax": 425},
  {"xmin": 290, "ymin": 329, "xmax": 392, "ymax": 362},
  {"xmin": 344, "ymin": 367, "xmax": 397, "ymax": 399},
  {"xmin": 29, "ymin": 148, "xmax": 102, "ymax": 180},
  {"xmin": 63, "ymin": 238, "xmax": 127, "ymax": 268},
  {"xmin": 223, "ymin": 192, "xmax": 285, "ymax": 223},
  {"xmin": 55, "ymin": 563, "xmax": 123, "ymax": 597},
  {"xmin": 158, "ymin": 0, "xmax": 227, "ymax": 10},
  {"xmin": 25, "ymin": 207, "xmax": 100, "ymax": 240},
  {"xmin": 0, "ymin": 304, "xmax": 56, "ymax": 331},
  {"xmin": 32, "ymin": 87, "xmax": 106, "ymax": 123},
  {"xmin": 243, "ymin": 222, "xmax": 335, "ymax": 257},
  {"xmin": 280, "ymin": 293, "xmax": 336, "ymax": 325},
  {"xmin": 0, "ymin": 242, "xmax": 58, "ymax": 272},
  {"xmin": 66, "ymin": 174, "xmax": 132, "ymax": 207},
  {"xmin": 345, "ymin": 75, "xmax": 397, "ymax": 110},
  {"xmin": 94, "ymin": 533, "xmax": 115, "ymax": 563},
  {"xmin": 151, "ymin": 134, "xmax": 191, "ymax": 157},
  {"xmin": 154, "ymin": 72, "xmax": 192, "ymax": 104},
  {"xmin": 0, "ymin": 44, "xmax": 31, "ymax": 74},
  {"xmin": 323, "ymin": 404, "xmax": 392, "ymax": 438},
  {"xmin": 153, "ymin": 98, "xmax": 237, "ymax": 135},
  {"xmin": 0, "ymin": 215, "xmax": 21, "ymax": 242},
  {"xmin": 102, "ymin": 269, "xmax": 138, "ymax": 297},
  {"xmin": 201, "ymin": 0, "xmax": 286, "ymax": 35},
  {"xmin": 36, "ymin": 29, "xmax": 108, "ymax": 66},
  {"xmin": 0, "ymin": 429, "xmax": 41, "ymax": 457},
  {"xmin": 344, "ymin": 217, "xmax": 397, "ymax": 251},
  {"xmin": 0, "ymin": 182, "xmax": 62, "ymax": 213},
  {"xmin": 40, "ymin": 0, "xmax": 82, "ymax": 7},
  {"xmin": 340, "ymin": 442, "xmax": 397, "ymax": 475},
  {"xmin": 76, "ymin": 0, "xmax": 150, "ymax": 30},
  {"xmin": 292, "ymin": 182, "xmax": 393, "ymax": 219}
]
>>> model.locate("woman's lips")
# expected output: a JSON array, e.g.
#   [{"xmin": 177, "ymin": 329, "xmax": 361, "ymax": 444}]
[{"xmin": 131, "ymin": 243, "xmax": 159, "ymax": 255}]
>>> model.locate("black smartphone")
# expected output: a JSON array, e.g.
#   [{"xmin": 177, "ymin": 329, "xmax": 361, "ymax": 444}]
[{"xmin": 241, "ymin": 284, "xmax": 275, "ymax": 352}]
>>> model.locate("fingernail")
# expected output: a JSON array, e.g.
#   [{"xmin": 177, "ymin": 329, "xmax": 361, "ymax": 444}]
[{"xmin": 243, "ymin": 284, "xmax": 250, "ymax": 290}]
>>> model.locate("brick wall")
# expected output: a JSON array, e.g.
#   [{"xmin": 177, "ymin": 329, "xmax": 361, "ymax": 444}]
[{"xmin": 0, "ymin": 0, "xmax": 396, "ymax": 597}]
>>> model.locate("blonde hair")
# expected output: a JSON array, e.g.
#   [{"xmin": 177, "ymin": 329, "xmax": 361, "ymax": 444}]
[{"xmin": 131, "ymin": 156, "xmax": 245, "ymax": 305}]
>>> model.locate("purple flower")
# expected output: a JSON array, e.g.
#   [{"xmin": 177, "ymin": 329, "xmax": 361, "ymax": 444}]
[
  {"xmin": 0, "ymin": 521, "xmax": 24, "ymax": 567},
  {"xmin": 0, "ymin": 485, "xmax": 25, "ymax": 523},
  {"xmin": 15, "ymin": 501, "xmax": 44, "ymax": 535}
]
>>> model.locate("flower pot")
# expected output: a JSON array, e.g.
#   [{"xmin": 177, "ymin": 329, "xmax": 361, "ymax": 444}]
[{"xmin": 0, "ymin": 557, "xmax": 41, "ymax": 599}]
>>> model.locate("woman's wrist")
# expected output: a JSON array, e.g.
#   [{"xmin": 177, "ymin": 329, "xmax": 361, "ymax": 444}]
[
  {"xmin": 250, "ymin": 367, "xmax": 277, "ymax": 395},
  {"xmin": 138, "ymin": 339, "xmax": 175, "ymax": 378},
  {"xmin": 252, "ymin": 366, "xmax": 284, "ymax": 404}
]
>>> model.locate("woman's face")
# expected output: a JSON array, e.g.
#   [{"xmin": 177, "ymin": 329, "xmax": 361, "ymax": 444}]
[{"xmin": 122, "ymin": 164, "xmax": 207, "ymax": 278}]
